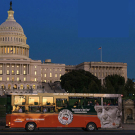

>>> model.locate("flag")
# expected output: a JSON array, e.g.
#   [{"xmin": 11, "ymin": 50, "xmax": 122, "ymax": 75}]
[{"xmin": 98, "ymin": 47, "xmax": 101, "ymax": 50}]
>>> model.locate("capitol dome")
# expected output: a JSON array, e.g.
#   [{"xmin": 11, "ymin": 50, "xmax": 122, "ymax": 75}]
[{"xmin": 0, "ymin": 3, "xmax": 30, "ymax": 59}]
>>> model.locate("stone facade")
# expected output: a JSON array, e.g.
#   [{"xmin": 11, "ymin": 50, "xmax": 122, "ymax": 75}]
[
  {"xmin": 66, "ymin": 62, "xmax": 127, "ymax": 85},
  {"xmin": 123, "ymin": 99, "xmax": 135, "ymax": 123}
]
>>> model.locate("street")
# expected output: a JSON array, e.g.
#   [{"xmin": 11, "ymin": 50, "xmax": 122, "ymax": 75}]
[{"xmin": 0, "ymin": 129, "xmax": 135, "ymax": 135}]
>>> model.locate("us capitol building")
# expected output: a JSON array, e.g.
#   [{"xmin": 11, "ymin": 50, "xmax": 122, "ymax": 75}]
[{"xmin": 0, "ymin": 3, "xmax": 127, "ymax": 95}]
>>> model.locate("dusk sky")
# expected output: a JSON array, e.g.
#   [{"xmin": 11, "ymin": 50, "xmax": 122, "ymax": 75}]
[{"xmin": 0, "ymin": 0, "xmax": 135, "ymax": 79}]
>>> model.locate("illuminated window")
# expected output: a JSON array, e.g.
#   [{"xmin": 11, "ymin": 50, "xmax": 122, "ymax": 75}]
[
  {"xmin": 0, "ymin": 65, "xmax": 2, "ymax": 67},
  {"xmin": 60, "ymin": 74, "xmax": 61, "ymax": 77},
  {"xmin": 44, "ymin": 74, "xmax": 46, "ymax": 77},
  {"xmin": 8, "ymin": 84, "xmax": 11, "ymax": 89},
  {"xmin": 50, "ymin": 69, "xmax": 51, "ymax": 71},
  {"xmin": 0, "ymin": 77, "xmax": 2, "ymax": 81},
  {"xmin": 35, "ymin": 78, "xmax": 36, "ymax": 81},
  {"xmin": 45, "ymin": 69, "xmax": 46, "ymax": 71},
  {"xmin": 17, "ymin": 65, "xmax": 19, "ymax": 68},
  {"xmin": 24, "ymin": 77, "xmax": 26, "ymax": 81},
  {"xmin": 0, "ymin": 70, "xmax": 2, "ymax": 74},
  {"xmin": 7, "ymin": 70, "xmax": 9, "ymax": 74},
  {"xmin": 17, "ymin": 70, "xmax": 19, "ymax": 74},
  {"xmin": 12, "ymin": 70, "xmax": 14, "ymax": 75},
  {"xmin": 12, "ymin": 65, "xmax": 14, "ymax": 67},
  {"xmin": 20, "ymin": 85, "xmax": 23, "ymax": 89},
  {"xmin": 1, "ymin": 48, "xmax": 3, "ymax": 53},
  {"xmin": 35, "ymin": 71, "xmax": 37, "ymax": 75},
  {"xmin": 13, "ymin": 47, "xmax": 15, "ymax": 53},
  {"xmin": 17, "ymin": 77, "xmax": 19, "ymax": 81},
  {"xmin": 33, "ymin": 85, "xmax": 36, "ymax": 89},
  {"xmin": 8, "ymin": 47, "xmax": 9, "ymax": 53},
  {"xmin": 7, "ymin": 65, "xmax": 9, "ymax": 67},
  {"xmin": 60, "ymin": 69, "xmax": 61, "ymax": 71},
  {"xmin": 55, "ymin": 74, "xmax": 57, "ymax": 77},
  {"xmin": 10, "ymin": 48, "xmax": 13, "ymax": 53},
  {"xmin": 17, "ymin": 48, "xmax": 18, "ymax": 54},
  {"xmin": 23, "ymin": 70, "xmax": 26, "ymax": 74},
  {"xmin": 27, "ymin": 85, "xmax": 29, "ymax": 89},
  {"xmin": 12, "ymin": 77, "xmax": 14, "ymax": 81},
  {"xmin": 29, "ymin": 96, "xmax": 39, "ymax": 105},
  {"xmin": 41, "ymin": 74, "xmax": 42, "ymax": 77},
  {"xmin": 7, "ymin": 77, "xmax": 9, "ymax": 81},
  {"xmin": 5, "ymin": 47, "xmax": 6, "ymax": 53},
  {"xmin": 50, "ymin": 73, "xmax": 52, "ymax": 77},
  {"xmin": 35, "ymin": 66, "xmax": 36, "ymax": 68},
  {"xmin": 44, "ymin": 80, "xmax": 46, "ymax": 82},
  {"xmin": 43, "ymin": 97, "xmax": 53, "ymax": 105},
  {"xmin": 24, "ymin": 66, "xmax": 26, "ymax": 68}
]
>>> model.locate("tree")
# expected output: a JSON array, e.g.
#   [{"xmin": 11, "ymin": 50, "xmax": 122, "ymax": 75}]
[
  {"xmin": 60, "ymin": 70, "xmax": 101, "ymax": 93},
  {"xmin": 103, "ymin": 74, "xmax": 125, "ymax": 94}
]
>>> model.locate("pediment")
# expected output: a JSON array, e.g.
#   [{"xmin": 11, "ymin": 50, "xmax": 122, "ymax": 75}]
[{"xmin": 124, "ymin": 99, "xmax": 134, "ymax": 105}]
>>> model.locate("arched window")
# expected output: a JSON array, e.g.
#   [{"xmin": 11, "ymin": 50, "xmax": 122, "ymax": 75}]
[
  {"xmin": 27, "ymin": 84, "xmax": 29, "ymax": 89},
  {"xmin": 33, "ymin": 85, "xmax": 36, "ymax": 89},
  {"xmin": 8, "ymin": 84, "xmax": 11, "ymax": 89},
  {"xmin": 14, "ymin": 84, "xmax": 17, "ymax": 89},
  {"xmin": 1, "ymin": 84, "xmax": 4, "ymax": 89},
  {"xmin": 20, "ymin": 85, "xmax": 23, "ymax": 89}
]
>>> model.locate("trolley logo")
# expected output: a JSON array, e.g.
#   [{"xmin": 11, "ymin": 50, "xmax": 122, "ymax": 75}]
[
  {"xmin": 71, "ymin": 108, "xmax": 90, "ymax": 113},
  {"xmin": 14, "ymin": 119, "xmax": 22, "ymax": 122},
  {"xmin": 58, "ymin": 109, "xmax": 73, "ymax": 125}
]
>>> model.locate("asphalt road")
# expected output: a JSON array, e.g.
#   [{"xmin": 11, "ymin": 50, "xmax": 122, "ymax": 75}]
[{"xmin": 0, "ymin": 129, "xmax": 135, "ymax": 135}]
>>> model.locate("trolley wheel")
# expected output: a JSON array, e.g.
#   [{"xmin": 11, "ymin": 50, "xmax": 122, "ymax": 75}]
[
  {"xmin": 86, "ymin": 122, "xmax": 97, "ymax": 131},
  {"xmin": 25, "ymin": 122, "xmax": 36, "ymax": 132}
]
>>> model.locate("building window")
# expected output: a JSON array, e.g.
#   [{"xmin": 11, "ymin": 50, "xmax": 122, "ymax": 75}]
[
  {"xmin": 5, "ymin": 47, "xmax": 6, "ymax": 53},
  {"xmin": 7, "ymin": 65, "xmax": 9, "ymax": 67},
  {"xmin": 12, "ymin": 70, "xmax": 14, "ymax": 75},
  {"xmin": 17, "ymin": 77, "xmax": 19, "ymax": 81},
  {"xmin": 7, "ymin": 77, "xmax": 9, "ymax": 81},
  {"xmin": 60, "ymin": 74, "xmax": 61, "ymax": 77},
  {"xmin": 1, "ymin": 48, "xmax": 3, "ymax": 54},
  {"xmin": 20, "ymin": 85, "xmax": 23, "ymax": 89},
  {"xmin": 41, "ymin": 74, "xmax": 42, "ymax": 77},
  {"xmin": 35, "ymin": 71, "xmax": 37, "ymax": 75},
  {"xmin": 55, "ymin": 74, "xmax": 57, "ymax": 77},
  {"xmin": 0, "ymin": 65, "xmax": 2, "ymax": 67},
  {"xmin": 17, "ymin": 70, "xmax": 19, "ymax": 74},
  {"xmin": 44, "ymin": 74, "xmax": 46, "ymax": 77},
  {"xmin": 12, "ymin": 77, "xmax": 14, "ymax": 81},
  {"xmin": 60, "ymin": 69, "xmax": 61, "ymax": 71},
  {"xmin": 24, "ymin": 77, "xmax": 26, "ymax": 81},
  {"xmin": 33, "ymin": 85, "xmax": 36, "ymax": 89},
  {"xmin": 13, "ymin": 47, "xmax": 15, "ymax": 53},
  {"xmin": 35, "ymin": 78, "xmax": 36, "ymax": 81},
  {"xmin": 0, "ymin": 77, "xmax": 2, "ymax": 81},
  {"xmin": 50, "ymin": 73, "xmax": 52, "ymax": 77},
  {"xmin": 8, "ymin": 47, "xmax": 9, "ymax": 53},
  {"xmin": 35, "ymin": 66, "xmax": 36, "ymax": 68},
  {"xmin": 27, "ymin": 85, "xmax": 29, "ymax": 89},
  {"xmin": 12, "ymin": 65, "xmax": 14, "ymax": 67},
  {"xmin": 24, "ymin": 66, "xmax": 26, "ymax": 68},
  {"xmin": 0, "ymin": 70, "xmax": 2, "ymax": 74},
  {"xmin": 17, "ymin": 65, "xmax": 19, "ymax": 68},
  {"xmin": 45, "ymin": 69, "xmax": 46, "ymax": 71},
  {"xmin": 17, "ymin": 48, "xmax": 18, "ymax": 54},
  {"xmin": 55, "ymin": 69, "xmax": 57, "ymax": 71},
  {"xmin": 7, "ymin": 70, "xmax": 9, "ymax": 74},
  {"xmin": 50, "ymin": 69, "xmax": 51, "ymax": 71},
  {"xmin": 44, "ymin": 80, "xmax": 46, "ymax": 82},
  {"xmin": 23, "ymin": 70, "xmax": 26, "ymax": 74}
]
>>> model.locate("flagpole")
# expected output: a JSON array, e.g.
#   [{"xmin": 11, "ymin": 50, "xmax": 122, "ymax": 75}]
[{"xmin": 101, "ymin": 46, "xmax": 102, "ymax": 62}]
